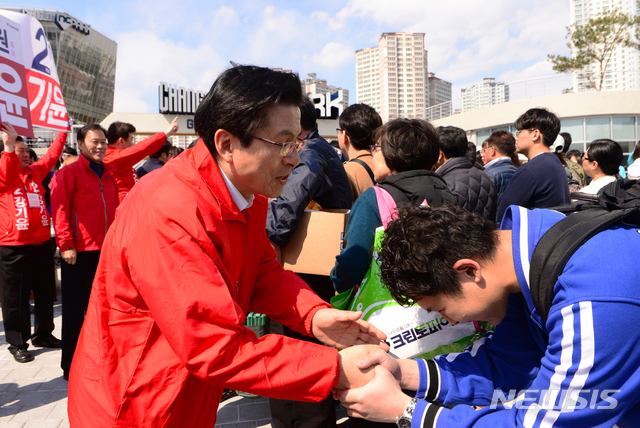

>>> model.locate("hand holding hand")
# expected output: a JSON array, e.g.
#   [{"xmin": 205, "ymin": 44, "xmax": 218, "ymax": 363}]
[
  {"xmin": 312, "ymin": 308, "xmax": 388, "ymax": 350},
  {"xmin": 335, "ymin": 365, "xmax": 413, "ymax": 423},
  {"xmin": 337, "ymin": 344, "xmax": 381, "ymax": 390}
]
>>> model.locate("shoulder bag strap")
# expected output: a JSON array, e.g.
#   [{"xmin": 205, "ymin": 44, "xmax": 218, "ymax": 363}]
[{"xmin": 350, "ymin": 158, "xmax": 376, "ymax": 185}]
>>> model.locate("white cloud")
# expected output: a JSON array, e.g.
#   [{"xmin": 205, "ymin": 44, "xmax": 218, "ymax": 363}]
[
  {"xmin": 336, "ymin": 0, "xmax": 570, "ymax": 85},
  {"xmin": 311, "ymin": 42, "xmax": 354, "ymax": 69},
  {"xmin": 113, "ymin": 30, "xmax": 226, "ymax": 113},
  {"xmin": 88, "ymin": 0, "xmax": 576, "ymax": 112}
]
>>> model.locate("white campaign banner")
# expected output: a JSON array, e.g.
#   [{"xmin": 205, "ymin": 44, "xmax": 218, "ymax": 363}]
[{"xmin": 0, "ymin": 10, "xmax": 69, "ymax": 137}]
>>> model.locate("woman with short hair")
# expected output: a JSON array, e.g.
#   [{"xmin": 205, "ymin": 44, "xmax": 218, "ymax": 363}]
[{"xmin": 579, "ymin": 139, "xmax": 623, "ymax": 195}]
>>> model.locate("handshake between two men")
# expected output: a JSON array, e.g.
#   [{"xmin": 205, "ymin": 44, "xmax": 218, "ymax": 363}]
[{"xmin": 336, "ymin": 344, "xmax": 419, "ymax": 424}]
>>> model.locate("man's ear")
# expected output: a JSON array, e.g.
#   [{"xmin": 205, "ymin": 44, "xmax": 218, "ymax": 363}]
[
  {"xmin": 531, "ymin": 129, "xmax": 542, "ymax": 144},
  {"xmin": 344, "ymin": 133, "xmax": 351, "ymax": 148},
  {"xmin": 453, "ymin": 259, "xmax": 482, "ymax": 283},
  {"xmin": 214, "ymin": 129, "xmax": 235, "ymax": 164}
]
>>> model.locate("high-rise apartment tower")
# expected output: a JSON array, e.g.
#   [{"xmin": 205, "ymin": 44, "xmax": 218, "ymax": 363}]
[{"xmin": 356, "ymin": 32, "xmax": 429, "ymax": 122}]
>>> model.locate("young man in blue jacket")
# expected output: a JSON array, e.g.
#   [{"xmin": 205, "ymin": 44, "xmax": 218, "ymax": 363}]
[{"xmin": 336, "ymin": 203, "xmax": 640, "ymax": 428}]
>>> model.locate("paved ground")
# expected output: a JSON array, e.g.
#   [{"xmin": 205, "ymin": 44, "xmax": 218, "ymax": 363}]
[
  {"xmin": 0, "ymin": 282, "xmax": 348, "ymax": 427},
  {"xmin": 0, "ymin": 287, "xmax": 67, "ymax": 428}
]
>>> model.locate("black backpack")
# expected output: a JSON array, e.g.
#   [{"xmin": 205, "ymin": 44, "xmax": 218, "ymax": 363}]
[{"xmin": 529, "ymin": 179, "xmax": 640, "ymax": 325}]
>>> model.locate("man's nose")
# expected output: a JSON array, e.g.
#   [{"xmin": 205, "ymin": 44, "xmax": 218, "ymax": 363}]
[{"xmin": 283, "ymin": 148, "xmax": 300, "ymax": 168}]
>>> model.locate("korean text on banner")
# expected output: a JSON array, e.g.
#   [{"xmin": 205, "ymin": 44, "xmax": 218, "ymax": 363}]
[
  {"xmin": 0, "ymin": 15, "xmax": 33, "ymax": 137},
  {"xmin": 0, "ymin": 10, "xmax": 70, "ymax": 137}
]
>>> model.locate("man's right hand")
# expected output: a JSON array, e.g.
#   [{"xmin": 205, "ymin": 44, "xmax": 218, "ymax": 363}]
[
  {"xmin": 2, "ymin": 122, "xmax": 18, "ymax": 152},
  {"xmin": 62, "ymin": 249, "xmax": 78, "ymax": 265},
  {"xmin": 336, "ymin": 344, "xmax": 381, "ymax": 390},
  {"xmin": 356, "ymin": 349, "xmax": 420, "ymax": 391}
]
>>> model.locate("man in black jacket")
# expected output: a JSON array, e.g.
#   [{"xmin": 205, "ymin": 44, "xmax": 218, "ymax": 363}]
[{"xmin": 435, "ymin": 126, "xmax": 497, "ymax": 221}]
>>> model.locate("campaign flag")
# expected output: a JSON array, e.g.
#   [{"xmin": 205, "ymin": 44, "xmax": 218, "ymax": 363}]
[{"xmin": 0, "ymin": 10, "xmax": 69, "ymax": 137}]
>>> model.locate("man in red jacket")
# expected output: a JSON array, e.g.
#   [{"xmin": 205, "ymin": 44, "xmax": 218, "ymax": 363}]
[
  {"xmin": 51, "ymin": 124, "xmax": 120, "ymax": 380},
  {"xmin": 0, "ymin": 122, "xmax": 67, "ymax": 363},
  {"xmin": 67, "ymin": 65, "xmax": 388, "ymax": 427},
  {"xmin": 104, "ymin": 116, "xmax": 179, "ymax": 202}
]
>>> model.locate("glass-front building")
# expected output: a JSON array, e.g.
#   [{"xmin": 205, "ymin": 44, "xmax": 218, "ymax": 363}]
[{"xmin": 2, "ymin": 8, "xmax": 117, "ymax": 125}]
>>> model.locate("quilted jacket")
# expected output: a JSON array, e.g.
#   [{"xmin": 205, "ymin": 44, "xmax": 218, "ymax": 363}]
[{"xmin": 436, "ymin": 156, "xmax": 497, "ymax": 220}]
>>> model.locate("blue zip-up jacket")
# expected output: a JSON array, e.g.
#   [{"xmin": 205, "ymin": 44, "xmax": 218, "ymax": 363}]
[{"xmin": 410, "ymin": 206, "xmax": 640, "ymax": 428}]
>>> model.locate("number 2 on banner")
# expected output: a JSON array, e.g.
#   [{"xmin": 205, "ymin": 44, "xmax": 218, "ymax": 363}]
[{"xmin": 30, "ymin": 28, "xmax": 50, "ymax": 75}]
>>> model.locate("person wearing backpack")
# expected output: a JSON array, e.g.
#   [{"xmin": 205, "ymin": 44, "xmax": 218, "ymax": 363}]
[
  {"xmin": 331, "ymin": 118, "xmax": 456, "ymax": 296},
  {"xmin": 335, "ymin": 201, "xmax": 640, "ymax": 428},
  {"xmin": 331, "ymin": 118, "xmax": 457, "ymax": 428}
]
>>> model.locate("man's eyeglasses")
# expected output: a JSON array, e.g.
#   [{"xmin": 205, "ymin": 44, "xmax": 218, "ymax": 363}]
[
  {"xmin": 369, "ymin": 145, "xmax": 382, "ymax": 156},
  {"xmin": 515, "ymin": 128, "xmax": 536, "ymax": 137},
  {"xmin": 481, "ymin": 146, "xmax": 493, "ymax": 154},
  {"xmin": 252, "ymin": 135, "xmax": 308, "ymax": 156}
]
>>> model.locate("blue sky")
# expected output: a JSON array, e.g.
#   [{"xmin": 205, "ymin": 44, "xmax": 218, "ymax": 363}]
[{"xmin": 3, "ymin": 0, "xmax": 572, "ymax": 113}]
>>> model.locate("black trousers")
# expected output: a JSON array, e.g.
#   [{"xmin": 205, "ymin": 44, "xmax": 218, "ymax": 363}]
[
  {"xmin": 0, "ymin": 242, "xmax": 56, "ymax": 352},
  {"xmin": 61, "ymin": 250, "xmax": 100, "ymax": 375},
  {"xmin": 269, "ymin": 274, "xmax": 338, "ymax": 428}
]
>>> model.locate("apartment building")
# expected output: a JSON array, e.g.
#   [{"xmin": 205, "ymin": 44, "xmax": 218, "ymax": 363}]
[{"xmin": 356, "ymin": 32, "xmax": 429, "ymax": 122}]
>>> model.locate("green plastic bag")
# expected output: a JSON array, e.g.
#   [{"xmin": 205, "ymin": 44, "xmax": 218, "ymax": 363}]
[{"xmin": 332, "ymin": 226, "xmax": 486, "ymax": 359}]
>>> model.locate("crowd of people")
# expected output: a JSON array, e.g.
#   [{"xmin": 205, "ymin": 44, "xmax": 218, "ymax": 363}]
[{"xmin": 0, "ymin": 64, "xmax": 639, "ymax": 428}]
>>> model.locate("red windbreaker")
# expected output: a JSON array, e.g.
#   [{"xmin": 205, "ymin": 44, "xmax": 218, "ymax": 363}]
[
  {"xmin": 0, "ymin": 132, "xmax": 67, "ymax": 246},
  {"xmin": 68, "ymin": 141, "xmax": 339, "ymax": 427},
  {"xmin": 103, "ymin": 132, "xmax": 167, "ymax": 202},
  {"xmin": 51, "ymin": 154, "xmax": 119, "ymax": 252}
]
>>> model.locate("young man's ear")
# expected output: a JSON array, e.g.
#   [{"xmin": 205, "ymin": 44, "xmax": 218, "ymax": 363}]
[
  {"xmin": 531, "ymin": 129, "xmax": 542, "ymax": 144},
  {"xmin": 452, "ymin": 259, "xmax": 482, "ymax": 283}
]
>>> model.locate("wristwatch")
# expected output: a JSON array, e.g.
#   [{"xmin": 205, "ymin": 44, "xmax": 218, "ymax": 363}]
[{"xmin": 396, "ymin": 397, "xmax": 418, "ymax": 428}]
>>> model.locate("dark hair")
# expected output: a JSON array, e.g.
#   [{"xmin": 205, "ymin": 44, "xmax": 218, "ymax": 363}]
[
  {"xmin": 107, "ymin": 122, "xmax": 136, "ymax": 145},
  {"xmin": 338, "ymin": 103, "xmax": 383, "ymax": 151},
  {"xmin": 77, "ymin": 124, "xmax": 107, "ymax": 143},
  {"xmin": 437, "ymin": 126, "xmax": 468, "ymax": 158},
  {"xmin": 374, "ymin": 118, "xmax": 440, "ymax": 172},
  {"xmin": 632, "ymin": 140, "xmax": 640, "ymax": 161},
  {"xmin": 587, "ymin": 139, "xmax": 623, "ymax": 176},
  {"xmin": 475, "ymin": 151, "xmax": 484, "ymax": 168},
  {"xmin": 379, "ymin": 204, "xmax": 499, "ymax": 305},
  {"xmin": 63, "ymin": 145, "xmax": 77, "ymax": 156},
  {"xmin": 560, "ymin": 132, "xmax": 572, "ymax": 154},
  {"xmin": 29, "ymin": 148, "xmax": 37, "ymax": 161},
  {"xmin": 466, "ymin": 142, "xmax": 477, "ymax": 166},
  {"xmin": 566, "ymin": 149, "xmax": 582, "ymax": 161},
  {"xmin": 299, "ymin": 96, "xmax": 317, "ymax": 132},
  {"xmin": 514, "ymin": 108, "xmax": 560, "ymax": 147},
  {"xmin": 484, "ymin": 130, "xmax": 520, "ymax": 166},
  {"xmin": 194, "ymin": 65, "xmax": 302, "ymax": 156},
  {"xmin": 170, "ymin": 146, "xmax": 184, "ymax": 157},
  {"xmin": 150, "ymin": 141, "xmax": 173, "ymax": 159}
]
